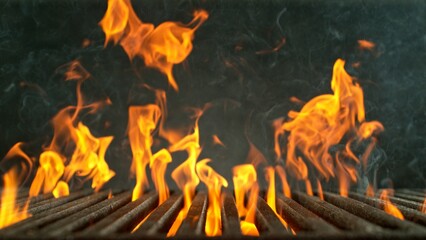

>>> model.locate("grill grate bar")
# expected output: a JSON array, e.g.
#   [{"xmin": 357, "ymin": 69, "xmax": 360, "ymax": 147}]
[
  {"xmin": 221, "ymin": 192, "xmax": 242, "ymax": 236},
  {"xmin": 176, "ymin": 192, "xmax": 208, "ymax": 236},
  {"xmin": 276, "ymin": 195, "xmax": 339, "ymax": 233},
  {"xmin": 41, "ymin": 192, "xmax": 131, "ymax": 236},
  {"xmin": 349, "ymin": 192, "xmax": 426, "ymax": 226},
  {"xmin": 0, "ymin": 189, "xmax": 425, "ymax": 239},
  {"xmin": 82, "ymin": 192, "xmax": 158, "ymax": 235},
  {"xmin": 398, "ymin": 189, "xmax": 426, "ymax": 198},
  {"xmin": 292, "ymin": 191, "xmax": 383, "ymax": 232},
  {"xmin": 133, "ymin": 194, "xmax": 183, "ymax": 236},
  {"xmin": 394, "ymin": 192, "xmax": 426, "ymax": 203},
  {"xmin": 28, "ymin": 189, "xmax": 93, "ymax": 215},
  {"xmin": 322, "ymin": 191, "xmax": 425, "ymax": 232},
  {"xmin": 0, "ymin": 190, "xmax": 112, "ymax": 235}
]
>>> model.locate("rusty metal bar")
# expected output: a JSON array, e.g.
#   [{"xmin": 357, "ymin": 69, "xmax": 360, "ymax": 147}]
[
  {"xmin": 276, "ymin": 194, "xmax": 339, "ymax": 233},
  {"xmin": 0, "ymin": 190, "xmax": 113, "ymax": 235},
  {"xmin": 81, "ymin": 192, "xmax": 158, "ymax": 235},
  {"xmin": 133, "ymin": 194, "xmax": 183, "ymax": 236},
  {"xmin": 292, "ymin": 191, "xmax": 383, "ymax": 233},
  {"xmin": 221, "ymin": 191, "xmax": 242, "ymax": 236},
  {"xmin": 394, "ymin": 192, "xmax": 425, "ymax": 203},
  {"xmin": 398, "ymin": 189, "xmax": 426, "ymax": 198},
  {"xmin": 28, "ymin": 189, "xmax": 93, "ymax": 215},
  {"xmin": 255, "ymin": 196, "xmax": 289, "ymax": 236},
  {"xmin": 175, "ymin": 192, "xmax": 208, "ymax": 236},
  {"xmin": 349, "ymin": 192, "xmax": 426, "ymax": 226},
  {"xmin": 41, "ymin": 191, "xmax": 131, "ymax": 236},
  {"xmin": 322, "ymin": 191, "xmax": 426, "ymax": 233}
]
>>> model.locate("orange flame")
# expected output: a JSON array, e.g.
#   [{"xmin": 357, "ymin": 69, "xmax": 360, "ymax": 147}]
[
  {"xmin": 380, "ymin": 189, "xmax": 404, "ymax": 220},
  {"xmin": 150, "ymin": 149, "xmax": 172, "ymax": 205},
  {"xmin": 0, "ymin": 168, "xmax": 30, "ymax": 228},
  {"xmin": 275, "ymin": 165, "xmax": 291, "ymax": 198},
  {"xmin": 366, "ymin": 184, "xmax": 375, "ymax": 197},
  {"xmin": 212, "ymin": 135, "xmax": 225, "ymax": 147},
  {"xmin": 128, "ymin": 105, "xmax": 161, "ymax": 200},
  {"xmin": 265, "ymin": 167, "xmax": 288, "ymax": 228},
  {"xmin": 196, "ymin": 159, "xmax": 228, "ymax": 236},
  {"xmin": 316, "ymin": 179, "xmax": 324, "ymax": 200},
  {"xmin": 0, "ymin": 143, "xmax": 32, "ymax": 228},
  {"xmin": 99, "ymin": 0, "xmax": 208, "ymax": 91},
  {"xmin": 274, "ymin": 59, "xmax": 383, "ymax": 192},
  {"xmin": 167, "ymin": 112, "xmax": 203, "ymax": 236},
  {"xmin": 52, "ymin": 180, "xmax": 70, "ymax": 198},
  {"xmin": 29, "ymin": 61, "xmax": 115, "ymax": 197},
  {"xmin": 421, "ymin": 197, "xmax": 426, "ymax": 214},
  {"xmin": 232, "ymin": 164, "xmax": 259, "ymax": 236}
]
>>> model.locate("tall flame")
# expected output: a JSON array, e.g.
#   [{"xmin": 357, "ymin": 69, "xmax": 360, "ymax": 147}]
[
  {"xmin": 233, "ymin": 164, "xmax": 259, "ymax": 236},
  {"xmin": 196, "ymin": 159, "xmax": 228, "ymax": 236},
  {"xmin": 380, "ymin": 189, "xmax": 404, "ymax": 220},
  {"xmin": 265, "ymin": 167, "xmax": 288, "ymax": 228},
  {"xmin": 167, "ymin": 113, "xmax": 203, "ymax": 236},
  {"xmin": 0, "ymin": 143, "xmax": 32, "ymax": 228},
  {"xmin": 99, "ymin": 0, "xmax": 208, "ymax": 91},
  {"xmin": 128, "ymin": 105, "xmax": 161, "ymax": 200},
  {"xmin": 29, "ymin": 61, "xmax": 115, "ymax": 198},
  {"xmin": 150, "ymin": 149, "xmax": 172, "ymax": 205},
  {"xmin": 274, "ymin": 59, "xmax": 383, "ymax": 192}
]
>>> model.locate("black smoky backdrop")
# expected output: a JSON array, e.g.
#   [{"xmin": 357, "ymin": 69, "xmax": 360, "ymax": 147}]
[{"xmin": 0, "ymin": 0, "xmax": 425, "ymax": 191}]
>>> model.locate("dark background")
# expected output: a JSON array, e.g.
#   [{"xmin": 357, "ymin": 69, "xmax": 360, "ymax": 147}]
[{"xmin": 0, "ymin": 0, "xmax": 425, "ymax": 191}]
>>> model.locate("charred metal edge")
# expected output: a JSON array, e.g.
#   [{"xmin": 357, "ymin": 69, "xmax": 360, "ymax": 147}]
[
  {"xmin": 133, "ymin": 194, "xmax": 183, "ymax": 236},
  {"xmin": 0, "ymin": 190, "xmax": 114, "ymax": 235},
  {"xmin": 255, "ymin": 196, "xmax": 289, "ymax": 236},
  {"xmin": 349, "ymin": 192, "xmax": 426, "ymax": 226},
  {"xmin": 82, "ymin": 192, "xmax": 158, "ymax": 235},
  {"xmin": 40, "ymin": 192, "xmax": 132, "ymax": 236},
  {"xmin": 276, "ymin": 194, "xmax": 339, "ymax": 233},
  {"xmin": 292, "ymin": 191, "xmax": 383, "ymax": 233},
  {"xmin": 28, "ymin": 190, "xmax": 93, "ymax": 215},
  {"xmin": 322, "ymin": 191, "xmax": 426, "ymax": 233},
  {"xmin": 221, "ymin": 191, "xmax": 242, "ymax": 236},
  {"xmin": 175, "ymin": 192, "xmax": 208, "ymax": 236}
]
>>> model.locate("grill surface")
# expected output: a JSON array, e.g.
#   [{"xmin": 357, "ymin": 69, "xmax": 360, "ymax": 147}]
[{"xmin": 1, "ymin": 189, "xmax": 425, "ymax": 239}]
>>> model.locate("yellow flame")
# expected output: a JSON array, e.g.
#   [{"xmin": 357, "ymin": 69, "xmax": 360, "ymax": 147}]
[
  {"xmin": 52, "ymin": 180, "xmax": 70, "ymax": 198},
  {"xmin": 196, "ymin": 159, "xmax": 228, "ymax": 236},
  {"xmin": 150, "ymin": 149, "xmax": 172, "ymax": 205},
  {"xmin": 275, "ymin": 165, "xmax": 291, "ymax": 198},
  {"xmin": 128, "ymin": 105, "xmax": 161, "ymax": 201},
  {"xmin": 274, "ymin": 59, "xmax": 383, "ymax": 193},
  {"xmin": 380, "ymin": 189, "xmax": 404, "ymax": 220},
  {"xmin": 0, "ymin": 167, "xmax": 30, "ymax": 228},
  {"xmin": 167, "ymin": 113, "xmax": 203, "ymax": 237},
  {"xmin": 99, "ymin": 0, "xmax": 208, "ymax": 91},
  {"xmin": 28, "ymin": 61, "xmax": 115, "ymax": 197},
  {"xmin": 265, "ymin": 167, "xmax": 288, "ymax": 228},
  {"xmin": 232, "ymin": 164, "xmax": 259, "ymax": 236}
]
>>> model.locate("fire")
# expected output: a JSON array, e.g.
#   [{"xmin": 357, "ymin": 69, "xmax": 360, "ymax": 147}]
[
  {"xmin": 0, "ymin": 143, "xmax": 32, "ymax": 228},
  {"xmin": 233, "ymin": 164, "xmax": 259, "ymax": 236},
  {"xmin": 316, "ymin": 179, "xmax": 324, "ymax": 200},
  {"xmin": 167, "ymin": 112, "xmax": 203, "ymax": 236},
  {"xmin": 128, "ymin": 105, "xmax": 161, "ymax": 201},
  {"xmin": 275, "ymin": 165, "xmax": 291, "ymax": 198},
  {"xmin": 274, "ymin": 59, "xmax": 383, "ymax": 193},
  {"xmin": 380, "ymin": 189, "xmax": 404, "ymax": 220},
  {"xmin": 150, "ymin": 149, "xmax": 172, "ymax": 205},
  {"xmin": 196, "ymin": 159, "xmax": 228, "ymax": 236},
  {"xmin": 99, "ymin": 0, "xmax": 208, "ymax": 91},
  {"xmin": 265, "ymin": 167, "xmax": 288, "ymax": 228},
  {"xmin": 29, "ymin": 61, "xmax": 115, "ymax": 198},
  {"xmin": 422, "ymin": 197, "xmax": 426, "ymax": 214}
]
